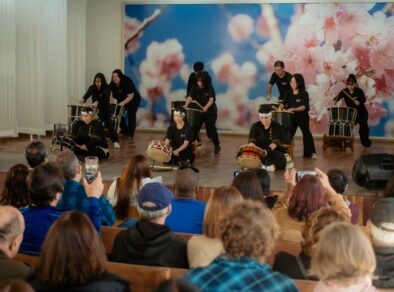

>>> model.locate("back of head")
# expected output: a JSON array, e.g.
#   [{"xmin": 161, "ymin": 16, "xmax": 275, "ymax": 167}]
[
  {"xmin": 289, "ymin": 175, "xmax": 326, "ymax": 221},
  {"xmin": 27, "ymin": 162, "xmax": 64, "ymax": 207},
  {"xmin": 203, "ymin": 186, "xmax": 243, "ymax": 238},
  {"xmin": 220, "ymin": 200, "xmax": 279, "ymax": 261},
  {"xmin": 193, "ymin": 62, "xmax": 204, "ymax": 72},
  {"xmin": 311, "ymin": 222, "xmax": 375, "ymax": 286},
  {"xmin": 232, "ymin": 171, "xmax": 265, "ymax": 204},
  {"xmin": 327, "ymin": 169, "xmax": 348, "ymax": 194},
  {"xmin": 292, "ymin": 73, "xmax": 305, "ymax": 91},
  {"xmin": 254, "ymin": 169, "xmax": 271, "ymax": 196},
  {"xmin": 0, "ymin": 206, "xmax": 24, "ymax": 257},
  {"xmin": 25, "ymin": 141, "xmax": 47, "ymax": 168},
  {"xmin": 0, "ymin": 164, "xmax": 30, "ymax": 208},
  {"xmin": 55, "ymin": 150, "xmax": 79, "ymax": 180},
  {"xmin": 37, "ymin": 211, "xmax": 107, "ymax": 286},
  {"xmin": 137, "ymin": 183, "xmax": 173, "ymax": 221},
  {"xmin": 369, "ymin": 197, "xmax": 394, "ymax": 247},
  {"xmin": 301, "ymin": 207, "xmax": 348, "ymax": 257},
  {"xmin": 155, "ymin": 278, "xmax": 200, "ymax": 292},
  {"xmin": 174, "ymin": 168, "xmax": 199, "ymax": 199}
]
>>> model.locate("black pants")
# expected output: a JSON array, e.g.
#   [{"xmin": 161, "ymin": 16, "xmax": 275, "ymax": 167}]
[
  {"xmin": 74, "ymin": 146, "xmax": 109, "ymax": 161},
  {"xmin": 169, "ymin": 147, "xmax": 195, "ymax": 165},
  {"xmin": 194, "ymin": 111, "xmax": 220, "ymax": 147},
  {"xmin": 120, "ymin": 103, "xmax": 139, "ymax": 138},
  {"xmin": 356, "ymin": 110, "xmax": 371, "ymax": 147},
  {"xmin": 99, "ymin": 111, "xmax": 119, "ymax": 142},
  {"xmin": 262, "ymin": 150, "xmax": 286, "ymax": 170},
  {"xmin": 290, "ymin": 114, "xmax": 316, "ymax": 157}
]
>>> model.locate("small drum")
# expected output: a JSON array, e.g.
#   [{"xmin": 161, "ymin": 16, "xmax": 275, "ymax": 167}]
[
  {"xmin": 51, "ymin": 136, "xmax": 76, "ymax": 152},
  {"xmin": 236, "ymin": 145, "xmax": 266, "ymax": 170},
  {"xmin": 146, "ymin": 140, "xmax": 173, "ymax": 163},
  {"xmin": 271, "ymin": 111, "xmax": 294, "ymax": 144},
  {"xmin": 109, "ymin": 103, "xmax": 125, "ymax": 132},
  {"xmin": 327, "ymin": 107, "xmax": 357, "ymax": 137},
  {"xmin": 185, "ymin": 108, "xmax": 203, "ymax": 128}
]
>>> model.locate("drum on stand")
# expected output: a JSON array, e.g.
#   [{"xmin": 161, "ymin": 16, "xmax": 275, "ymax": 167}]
[
  {"xmin": 271, "ymin": 111, "xmax": 294, "ymax": 145},
  {"xmin": 146, "ymin": 140, "xmax": 173, "ymax": 163},
  {"xmin": 327, "ymin": 107, "xmax": 357, "ymax": 137},
  {"xmin": 185, "ymin": 108, "xmax": 203, "ymax": 129},
  {"xmin": 236, "ymin": 145, "xmax": 266, "ymax": 170},
  {"xmin": 109, "ymin": 103, "xmax": 125, "ymax": 133},
  {"xmin": 51, "ymin": 136, "xmax": 76, "ymax": 153}
]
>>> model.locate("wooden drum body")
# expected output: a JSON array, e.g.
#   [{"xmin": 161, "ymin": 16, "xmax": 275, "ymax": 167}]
[
  {"xmin": 271, "ymin": 111, "xmax": 294, "ymax": 144},
  {"xmin": 236, "ymin": 145, "xmax": 266, "ymax": 170},
  {"xmin": 146, "ymin": 140, "xmax": 173, "ymax": 163}
]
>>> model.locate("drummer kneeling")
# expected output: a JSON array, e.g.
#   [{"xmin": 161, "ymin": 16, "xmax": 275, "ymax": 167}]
[
  {"xmin": 248, "ymin": 104, "xmax": 286, "ymax": 172},
  {"xmin": 164, "ymin": 107, "xmax": 195, "ymax": 165}
]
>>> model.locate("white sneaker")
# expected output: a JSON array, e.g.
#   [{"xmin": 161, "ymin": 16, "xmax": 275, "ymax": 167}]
[
  {"xmin": 262, "ymin": 164, "xmax": 276, "ymax": 172},
  {"xmin": 114, "ymin": 142, "xmax": 120, "ymax": 149},
  {"xmin": 311, "ymin": 153, "xmax": 318, "ymax": 159}
]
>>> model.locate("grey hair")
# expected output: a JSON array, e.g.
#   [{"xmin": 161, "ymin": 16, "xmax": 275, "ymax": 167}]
[
  {"xmin": 137, "ymin": 205, "xmax": 170, "ymax": 221},
  {"xmin": 0, "ymin": 214, "xmax": 22, "ymax": 244},
  {"xmin": 55, "ymin": 150, "xmax": 79, "ymax": 179}
]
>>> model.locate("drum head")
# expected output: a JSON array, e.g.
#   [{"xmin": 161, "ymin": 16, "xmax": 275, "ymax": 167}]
[{"xmin": 237, "ymin": 155, "xmax": 262, "ymax": 170}]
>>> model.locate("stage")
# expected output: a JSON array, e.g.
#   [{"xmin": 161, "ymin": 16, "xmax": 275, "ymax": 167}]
[{"xmin": 0, "ymin": 131, "xmax": 392, "ymax": 197}]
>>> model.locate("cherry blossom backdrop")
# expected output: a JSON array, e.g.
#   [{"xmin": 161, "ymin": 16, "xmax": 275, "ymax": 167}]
[{"xmin": 124, "ymin": 3, "xmax": 394, "ymax": 138}]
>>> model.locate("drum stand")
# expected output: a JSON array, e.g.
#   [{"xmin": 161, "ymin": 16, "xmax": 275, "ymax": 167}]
[{"xmin": 323, "ymin": 135, "xmax": 354, "ymax": 152}]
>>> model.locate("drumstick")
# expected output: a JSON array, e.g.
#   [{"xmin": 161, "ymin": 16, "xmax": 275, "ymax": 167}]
[{"xmin": 190, "ymin": 100, "xmax": 205, "ymax": 110}]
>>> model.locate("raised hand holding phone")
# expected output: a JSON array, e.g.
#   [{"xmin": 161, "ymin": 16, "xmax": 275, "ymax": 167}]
[
  {"xmin": 83, "ymin": 171, "xmax": 103, "ymax": 199},
  {"xmin": 85, "ymin": 156, "xmax": 99, "ymax": 184}
]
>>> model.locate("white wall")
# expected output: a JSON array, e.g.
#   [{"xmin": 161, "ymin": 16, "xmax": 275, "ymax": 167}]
[{"xmin": 86, "ymin": 0, "xmax": 123, "ymax": 87}]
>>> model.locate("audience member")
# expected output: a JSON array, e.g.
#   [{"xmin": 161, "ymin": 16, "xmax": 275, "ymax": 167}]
[
  {"xmin": 19, "ymin": 162, "xmax": 102, "ymax": 255},
  {"xmin": 25, "ymin": 141, "xmax": 47, "ymax": 168},
  {"xmin": 383, "ymin": 174, "xmax": 394, "ymax": 198},
  {"xmin": 187, "ymin": 186, "xmax": 243, "ymax": 268},
  {"xmin": 28, "ymin": 211, "xmax": 130, "ymax": 291},
  {"xmin": 272, "ymin": 168, "xmax": 351, "ymax": 243},
  {"xmin": 0, "ymin": 279, "xmax": 34, "ymax": 292},
  {"xmin": 55, "ymin": 151, "xmax": 115, "ymax": 226},
  {"xmin": 107, "ymin": 154, "xmax": 152, "ymax": 220},
  {"xmin": 111, "ymin": 182, "xmax": 188, "ymax": 268},
  {"xmin": 0, "ymin": 164, "xmax": 29, "ymax": 208},
  {"xmin": 254, "ymin": 168, "xmax": 278, "ymax": 209},
  {"xmin": 0, "ymin": 206, "xmax": 32, "ymax": 280},
  {"xmin": 311, "ymin": 222, "xmax": 376, "ymax": 292},
  {"xmin": 155, "ymin": 279, "xmax": 200, "ymax": 292},
  {"xmin": 231, "ymin": 171, "xmax": 266, "ymax": 205},
  {"xmin": 185, "ymin": 201, "xmax": 297, "ymax": 291},
  {"xmin": 273, "ymin": 207, "xmax": 348, "ymax": 280},
  {"xmin": 369, "ymin": 198, "xmax": 394, "ymax": 288},
  {"xmin": 165, "ymin": 168, "xmax": 206, "ymax": 234},
  {"xmin": 327, "ymin": 168, "xmax": 359, "ymax": 224}
]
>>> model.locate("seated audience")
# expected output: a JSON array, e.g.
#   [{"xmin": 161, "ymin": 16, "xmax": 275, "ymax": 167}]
[
  {"xmin": 55, "ymin": 151, "xmax": 115, "ymax": 226},
  {"xmin": 187, "ymin": 186, "xmax": 243, "ymax": 268},
  {"xmin": 327, "ymin": 168, "xmax": 359, "ymax": 224},
  {"xmin": 155, "ymin": 279, "xmax": 200, "ymax": 292},
  {"xmin": 25, "ymin": 141, "xmax": 48, "ymax": 168},
  {"xmin": 165, "ymin": 167, "xmax": 206, "ymax": 234},
  {"xmin": 19, "ymin": 162, "xmax": 102, "ymax": 255},
  {"xmin": 0, "ymin": 164, "xmax": 30, "ymax": 208},
  {"xmin": 111, "ymin": 182, "xmax": 188, "ymax": 268},
  {"xmin": 254, "ymin": 168, "xmax": 278, "ymax": 209},
  {"xmin": 185, "ymin": 201, "xmax": 297, "ymax": 291},
  {"xmin": 29, "ymin": 211, "xmax": 130, "ymax": 292},
  {"xmin": 231, "ymin": 171, "xmax": 266, "ymax": 206},
  {"xmin": 0, "ymin": 206, "xmax": 32, "ymax": 280},
  {"xmin": 272, "ymin": 168, "xmax": 351, "ymax": 243},
  {"xmin": 383, "ymin": 174, "xmax": 394, "ymax": 198},
  {"xmin": 273, "ymin": 207, "xmax": 348, "ymax": 280},
  {"xmin": 369, "ymin": 198, "xmax": 394, "ymax": 288},
  {"xmin": 107, "ymin": 154, "xmax": 152, "ymax": 220},
  {"xmin": 310, "ymin": 222, "xmax": 376, "ymax": 291}
]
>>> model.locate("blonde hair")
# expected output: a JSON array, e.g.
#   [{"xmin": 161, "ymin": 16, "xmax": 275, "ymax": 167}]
[
  {"xmin": 203, "ymin": 186, "xmax": 243, "ymax": 238},
  {"xmin": 310, "ymin": 222, "xmax": 376, "ymax": 286},
  {"xmin": 301, "ymin": 207, "xmax": 348, "ymax": 257}
]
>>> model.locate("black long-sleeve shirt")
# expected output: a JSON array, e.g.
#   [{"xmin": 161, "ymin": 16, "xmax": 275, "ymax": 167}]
[
  {"xmin": 82, "ymin": 85, "xmax": 111, "ymax": 112},
  {"xmin": 72, "ymin": 120, "xmax": 108, "ymax": 149},
  {"xmin": 334, "ymin": 87, "xmax": 367, "ymax": 114},
  {"xmin": 248, "ymin": 120, "xmax": 284, "ymax": 150}
]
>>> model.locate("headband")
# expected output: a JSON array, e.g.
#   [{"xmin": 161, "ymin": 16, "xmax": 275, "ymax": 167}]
[
  {"xmin": 81, "ymin": 109, "xmax": 94, "ymax": 115},
  {"xmin": 173, "ymin": 110, "xmax": 185, "ymax": 118},
  {"xmin": 259, "ymin": 112, "xmax": 272, "ymax": 118}
]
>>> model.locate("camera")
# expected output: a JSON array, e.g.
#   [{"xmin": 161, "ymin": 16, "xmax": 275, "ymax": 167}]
[{"xmin": 296, "ymin": 170, "xmax": 317, "ymax": 182}]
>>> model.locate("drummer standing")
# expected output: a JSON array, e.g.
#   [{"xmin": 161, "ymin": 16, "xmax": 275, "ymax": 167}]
[
  {"xmin": 333, "ymin": 74, "xmax": 372, "ymax": 148},
  {"xmin": 164, "ymin": 107, "xmax": 195, "ymax": 165},
  {"xmin": 266, "ymin": 60, "xmax": 292, "ymax": 101},
  {"xmin": 185, "ymin": 72, "xmax": 221, "ymax": 154},
  {"xmin": 248, "ymin": 104, "xmax": 287, "ymax": 171}
]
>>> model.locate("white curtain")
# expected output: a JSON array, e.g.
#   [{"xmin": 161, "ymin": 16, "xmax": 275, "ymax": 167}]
[{"xmin": 0, "ymin": 0, "xmax": 18, "ymax": 137}]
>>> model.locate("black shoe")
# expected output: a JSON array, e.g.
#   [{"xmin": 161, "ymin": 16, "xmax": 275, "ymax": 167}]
[{"xmin": 214, "ymin": 145, "xmax": 221, "ymax": 154}]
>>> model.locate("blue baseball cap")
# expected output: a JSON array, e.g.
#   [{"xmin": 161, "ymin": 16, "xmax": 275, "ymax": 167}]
[{"xmin": 137, "ymin": 182, "xmax": 173, "ymax": 211}]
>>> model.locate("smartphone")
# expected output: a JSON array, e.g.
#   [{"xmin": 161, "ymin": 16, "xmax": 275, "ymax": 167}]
[
  {"xmin": 233, "ymin": 170, "xmax": 242, "ymax": 177},
  {"xmin": 296, "ymin": 170, "xmax": 317, "ymax": 182},
  {"xmin": 85, "ymin": 156, "xmax": 99, "ymax": 184}
]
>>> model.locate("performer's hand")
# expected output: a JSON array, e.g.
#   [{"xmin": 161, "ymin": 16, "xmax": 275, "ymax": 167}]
[
  {"xmin": 173, "ymin": 149, "xmax": 180, "ymax": 156},
  {"xmin": 202, "ymin": 106, "xmax": 208, "ymax": 112},
  {"xmin": 79, "ymin": 99, "xmax": 85, "ymax": 105},
  {"xmin": 279, "ymin": 104, "xmax": 284, "ymax": 110},
  {"xmin": 78, "ymin": 144, "xmax": 87, "ymax": 150},
  {"xmin": 83, "ymin": 171, "xmax": 104, "ymax": 199},
  {"xmin": 266, "ymin": 95, "xmax": 272, "ymax": 100},
  {"xmin": 287, "ymin": 108, "xmax": 293, "ymax": 113},
  {"xmin": 92, "ymin": 101, "xmax": 99, "ymax": 108},
  {"xmin": 354, "ymin": 100, "xmax": 360, "ymax": 106}
]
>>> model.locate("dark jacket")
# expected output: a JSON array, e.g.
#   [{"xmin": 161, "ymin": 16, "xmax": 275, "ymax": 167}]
[
  {"xmin": 272, "ymin": 251, "xmax": 315, "ymax": 280},
  {"xmin": 29, "ymin": 272, "xmax": 130, "ymax": 292},
  {"xmin": 0, "ymin": 251, "xmax": 32, "ymax": 280},
  {"xmin": 110, "ymin": 218, "xmax": 188, "ymax": 269},
  {"xmin": 373, "ymin": 246, "xmax": 394, "ymax": 288}
]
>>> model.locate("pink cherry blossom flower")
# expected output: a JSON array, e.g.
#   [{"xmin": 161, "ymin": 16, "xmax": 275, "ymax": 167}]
[
  {"xmin": 256, "ymin": 15, "xmax": 270, "ymax": 37},
  {"xmin": 365, "ymin": 102, "xmax": 388, "ymax": 126},
  {"xmin": 228, "ymin": 14, "xmax": 254, "ymax": 41}
]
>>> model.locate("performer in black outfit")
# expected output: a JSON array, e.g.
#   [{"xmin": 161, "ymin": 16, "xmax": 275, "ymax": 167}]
[
  {"xmin": 186, "ymin": 71, "xmax": 221, "ymax": 154},
  {"xmin": 267, "ymin": 60, "xmax": 292, "ymax": 101},
  {"xmin": 248, "ymin": 104, "xmax": 286, "ymax": 171},
  {"xmin": 72, "ymin": 107, "xmax": 109, "ymax": 160},
  {"xmin": 80, "ymin": 73, "xmax": 120, "ymax": 149},
  {"xmin": 281, "ymin": 73, "xmax": 317, "ymax": 158},
  {"xmin": 164, "ymin": 107, "xmax": 195, "ymax": 165},
  {"xmin": 186, "ymin": 61, "xmax": 212, "ymax": 96},
  {"xmin": 110, "ymin": 69, "xmax": 141, "ymax": 139},
  {"xmin": 333, "ymin": 74, "xmax": 372, "ymax": 148}
]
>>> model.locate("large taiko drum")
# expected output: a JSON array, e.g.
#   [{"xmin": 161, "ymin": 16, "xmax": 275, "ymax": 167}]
[
  {"xmin": 185, "ymin": 108, "xmax": 203, "ymax": 129},
  {"xmin": 146, "ymin": 140, "xmax": 173, "ymax": 163},
  {"xmin": 327, "ymin": 107, "xmax": 357, "ymax": 137},
  {"xmin": 109, "ymin": 103, "xmax": 125, "ymax": 133},
  {"xmin": 236, "ymin": 145, "xmax": 266, "ymax": 170},
  {"xmin": 271, "ymin": 110, "xmax": 294, "ymax": 144}
]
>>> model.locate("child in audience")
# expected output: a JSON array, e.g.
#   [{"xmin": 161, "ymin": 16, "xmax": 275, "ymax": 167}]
[
  {"xmin": 311, "ymin": 222, "xmax": 376, "ymax": 291},
  {"xmin": 0, "ymin": 164, "xmax": 30, "ymax": 208},
  {"xmin": 187, "ymin": 186, "xmax": 243, "ymax": 268},
  {"xmin": 28, "ymin": 211, "xmax": 129, "ymax": 291}
]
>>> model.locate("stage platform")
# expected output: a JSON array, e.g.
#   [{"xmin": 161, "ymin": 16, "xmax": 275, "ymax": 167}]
[{"xmin": 0, "ymin": 131, "xmax": 392, "ymax": 197}]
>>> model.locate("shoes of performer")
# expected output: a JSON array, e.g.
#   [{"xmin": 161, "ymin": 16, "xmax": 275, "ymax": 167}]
[
  {"xmin": 311, "ymin": 153, "xmax": 318, "ymax": 159},
  {"xmin": 214, "ymin": 145, "xmax": 221, "ymax": 154},
  {"xmin": 114, "ymin": 142, "xmax": 120, "ymax": 149},
  {"xmin": 262, "ymin": 164, "xmax": 276, "ymax": 172}
]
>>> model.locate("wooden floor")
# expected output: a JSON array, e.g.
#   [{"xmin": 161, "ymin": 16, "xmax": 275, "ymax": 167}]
[{"xmin": 0, "ymin": 131, "xmax": 393, "ymax": 196}]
